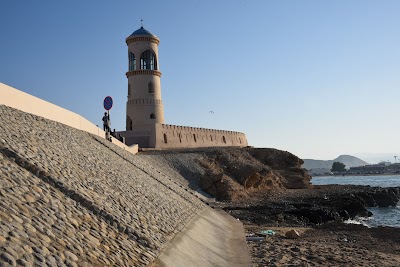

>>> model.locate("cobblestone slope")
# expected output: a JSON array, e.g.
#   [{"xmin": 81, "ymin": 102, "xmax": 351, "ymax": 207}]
[{"xmin": 0, "ymin": 105, "xmax": 204, "ymax": 266}]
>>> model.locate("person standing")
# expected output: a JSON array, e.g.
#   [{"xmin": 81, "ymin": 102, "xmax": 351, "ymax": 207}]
[{"xmin": 102, "ymin": 112, "xmax": 110, "ymax": 132}]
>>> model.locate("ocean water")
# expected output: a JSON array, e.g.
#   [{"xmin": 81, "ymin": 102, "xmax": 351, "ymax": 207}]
[{"xmin": 311, "ymin": 175, "xmax": 400, "ymax": 228}]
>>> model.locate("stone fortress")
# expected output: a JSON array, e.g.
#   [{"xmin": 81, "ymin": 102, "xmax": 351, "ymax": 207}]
[{"xmin": 118, "ymin": 26, "xmax": 248, "ymax": 149}]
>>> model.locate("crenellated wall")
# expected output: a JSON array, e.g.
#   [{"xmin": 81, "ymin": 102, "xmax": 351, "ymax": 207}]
[{"xmin": 153, "ymin": 123, "xmax": 248, "ymax": 149}]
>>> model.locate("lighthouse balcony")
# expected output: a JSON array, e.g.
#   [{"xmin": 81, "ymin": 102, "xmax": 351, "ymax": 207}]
[{"xmin": 126, "ymin": 70, "xmax": 162, "ymax": 78}]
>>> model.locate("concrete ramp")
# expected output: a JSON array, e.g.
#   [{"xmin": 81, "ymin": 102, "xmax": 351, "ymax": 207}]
[{"xmin": 152, "ymin": 208, "xmax": 251, "ymax": 267}]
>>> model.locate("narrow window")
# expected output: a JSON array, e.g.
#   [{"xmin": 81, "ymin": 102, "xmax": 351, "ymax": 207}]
[
  {"xmin": 163, "ymin": 133, "xmax": 167, "ymax": 144},
  {"xmin": 193, "ymin": 134, "xmax": 197, "ymax": 142},
  {"xmin": 150, "ymin": 113, "xmax": 156, "ymax": 119},
  {"xmin": 140, "ymin": 50, "xmax": 157, "ymax": 70},
  {"xmin": 239, "ymin": 137, "xmax": 242, "ymax": 144},
  {"xmin": 222, "ymin": 136, "xmax": 226, "ymax": 143},
  {"xmin": 129, "ymin": 51, "xmax": 136, "ymax": 71},
  {"xmin": 210, "ymin": 135, "xmax": 213, "ymax": 141},
  {"xmin": 128, "ymin": 84, "xmax": 131, "ymax": 97},
  {"xmin": 126, "ymin": 116, "xmax": 132, "ymax": 130},
  {"xmin": 148, "ymin": 82, "xmax": 154, "ymax": 94},
  {"xmin": 179, "ymin": 133, "xmax": 182, "ymax": 143}
]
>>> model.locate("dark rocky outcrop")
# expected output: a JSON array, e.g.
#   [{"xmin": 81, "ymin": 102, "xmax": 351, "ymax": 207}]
[{"xmin": 223, "ymin": 185, "xmax": 400, "ymax": 226}]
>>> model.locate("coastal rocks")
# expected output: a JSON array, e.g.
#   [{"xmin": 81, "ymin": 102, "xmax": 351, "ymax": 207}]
[
  {"xmin": 140, "ymin": 146, "xmax": 312, "ymax": 202},
  {"xmin": 285, "ymin": 229, "xmax": 300, "ymax": 239},
  {"xmin": 199, "ymin": 171, "xmax": 247, "ymax": 201},
  {"xmin": 193, "ymin": 148, "xmax": 310, "ymax": 201},
  {"xmin": 372, "ymin": 188, "xmax": 399, "ymax": 207},
  {"xmin": 224, "ymin": 185, "xmax": 400, "ymax": 227},
  {"xmin": 247, "ymin": 148, "xmax": 312, "ymax": 189},
  {"xmin": 288, "ymin": 207, "xmax": 343, "ymax": 224}
]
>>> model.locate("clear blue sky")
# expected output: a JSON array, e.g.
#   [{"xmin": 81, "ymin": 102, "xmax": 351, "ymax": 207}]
[{"xmin": 1, "ymin": 1, "xmax": 400, "ymax": 160}]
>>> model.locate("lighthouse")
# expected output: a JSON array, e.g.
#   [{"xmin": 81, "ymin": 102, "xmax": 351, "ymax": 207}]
[
  {"xmin": 125, "ymin": 26, "xmax": 164, "ymax": 132},
  {"xmin": 119, "ymin": 25, "xmax": 248, "ymax": 149}
]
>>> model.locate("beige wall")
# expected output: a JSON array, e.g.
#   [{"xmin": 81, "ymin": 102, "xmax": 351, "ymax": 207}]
[
  {"xmin": 126, "ymin": 37, "xmax": 164, "ymax": 130},
  {"xmin": 126, "ymin": 74, "xmax": 164, "ymax": 128},
  {"xmin": 154, "ymin": 123, "xmax": 248, "ymax": 149},
  {"xmin": 0, "ymin": 82, "xmax": 138, "ymax": 154}
]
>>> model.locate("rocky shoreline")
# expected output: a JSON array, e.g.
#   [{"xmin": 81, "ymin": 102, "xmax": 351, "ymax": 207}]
[
  {"xmin": 220, "ymin": 185, "xmax": 400, "ymax": 266},
  {"xmin": 222, "ymin": 185, "xmax": 400, "ymax": 226},
  {"xmin": 141, "ymin": 147, "xmax": 400, "ymax": 266}
]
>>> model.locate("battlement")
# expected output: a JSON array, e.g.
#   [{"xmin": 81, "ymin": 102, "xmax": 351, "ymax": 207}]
[
  {"xmin": 154, "ymin": 123, "xmax": 248, "ymax": 149},
  {"xmin": 161, "ymin": 124, "xmax": 244, "ymax": 135}
]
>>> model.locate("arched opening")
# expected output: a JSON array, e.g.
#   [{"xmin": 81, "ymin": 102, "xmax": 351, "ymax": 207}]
[
  {"xmin": 163, "ymin": 133, "xmax": 167, "ymax": 144},
  {"xmin": 129, "ymin": 51, "xmax": 136, "ymax": 71},
  {"xmin": 140, "ymin": 50, "xmax": 157, "ymax": 70},
  {"xmin": 126, "ymin": 116, "xmax": 132, "ymax": 131},
  {"xmin": 179, "ymin": 133, "xmax": 182, "ymax": 143},
  {"xmin": 210, "ymin": 135, "xmax": 213, "ymax": 141},
  {"xmin": 150, "ymin": 113, "xmax": 156, "ymax": 119},
  {"xmin": 193, "ymin": 134, "xmax": 197, "ymax": 142},
  {"xmin": 222, "ymin": 136, "xmax": 226, "ymax": 143},
  {"xmin": 148, "ymin": 82, "xmax": 154, "ymax": 94}
]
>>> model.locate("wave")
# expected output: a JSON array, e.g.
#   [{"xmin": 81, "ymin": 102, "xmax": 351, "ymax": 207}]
[{"xmin": 344, "ymin": 216, "xmax": 372, "ymax": 227}]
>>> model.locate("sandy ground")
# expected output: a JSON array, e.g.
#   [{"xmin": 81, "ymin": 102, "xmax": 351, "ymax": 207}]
[{"xmin": 244, "ymin": 223, "xmax": 400, "ymax": 267}]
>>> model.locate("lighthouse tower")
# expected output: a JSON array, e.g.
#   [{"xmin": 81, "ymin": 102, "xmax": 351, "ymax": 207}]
[
  {"xmin": 125, "ymin": 26, "xmax": 164, "ymax": 132},
  {"xmin": 119, "ymin": 25, "xmax": 248, "ymax": 149}
]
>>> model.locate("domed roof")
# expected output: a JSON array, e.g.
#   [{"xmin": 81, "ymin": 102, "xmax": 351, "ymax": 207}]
[{"xmin": 129, "ymin": 26, "xmax": 156, "ymax": 38}]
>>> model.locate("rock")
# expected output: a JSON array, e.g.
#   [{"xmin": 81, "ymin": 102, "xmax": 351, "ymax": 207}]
[
  {"xmin": 84, "ymin": 233, "xmax": 100, "ymax": 247},
  {"xmin": 4, "ymin": 247, "xmax": 19, "ymax": 259},
  {"xmin": 69, "ymin": 218, "xmax": 79, "ymax": 228},
  {"xmin": 32, "ymin": 185, "xmax": 43, "ymax": 193},
  {"xmin": 33, "ymin": 252, "xmax": 45, "ymax": 263},
  {"xmin": 64, "ymin": 251, "xmax": 78, "ymax": 262},
  {"xmin": 24, "ymin": 194, "xmax": 35, "ymax": 203},
  {"xmin": 197, "ymin": 148, "xmax": 311, "ymax": 201},
  {"xmin": 65, "ymin": 259, "xmax": 78, "ymax": 267},
  {"xmin": 285, "ymin": 229, "xmax": 301, "ymax": 239},
  {"xmin": 17, "ymin": 259, "xmax": 32, "ymax": 267},
  {"xmin": 1, "ymin": 252, "xmax": 16, "ymax": 266}
]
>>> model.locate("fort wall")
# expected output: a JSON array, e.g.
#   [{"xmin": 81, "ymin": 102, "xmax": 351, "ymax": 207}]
[
  {"xmin": 153, "ymin": 123, "xmax": 248, "ymax": 149},
  {"xmin": 0, "ymin": 82, "xmax": 138, "ymax": 154}
]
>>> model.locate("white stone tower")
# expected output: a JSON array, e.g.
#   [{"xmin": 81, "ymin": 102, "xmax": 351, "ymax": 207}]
[{"xmin": 125, "ymin": 26, "xmax": 164, "ymax": 131}]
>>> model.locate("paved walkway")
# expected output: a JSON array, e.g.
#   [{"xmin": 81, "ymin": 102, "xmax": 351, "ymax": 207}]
[{"xmin": 152, "ymin": 208, "xmax": 251, "ymax": 267}]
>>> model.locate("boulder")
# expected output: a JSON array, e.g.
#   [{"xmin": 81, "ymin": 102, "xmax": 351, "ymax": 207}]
[{"xmin": 285, "ymin": 229, "xmax": 301, "ymax": 239}]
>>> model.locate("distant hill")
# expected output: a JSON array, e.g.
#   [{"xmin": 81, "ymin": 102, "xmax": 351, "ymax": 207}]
[{"xmin": 302, "ymin": 155, "xmax": 369, "ymax": 172}]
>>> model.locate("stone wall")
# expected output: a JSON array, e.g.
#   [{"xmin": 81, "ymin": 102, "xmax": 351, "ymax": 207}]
[
  {"xmin": 0, "ymin": 105, "xmax": 205, "ymax": 266},
  {"xmin": 0, "ymin": 82, "xmax": 138, "ymax": 154},
  {"xmin": 153, "ymin": 123, "xmax": 248, "ymax": 149},
  {"xmin": 118, "ymin": 123, "xmax": 248, "ymax": 149}
]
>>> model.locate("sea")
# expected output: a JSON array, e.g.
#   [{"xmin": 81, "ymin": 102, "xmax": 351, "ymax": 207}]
[{"xmin": 311, "ymin": 175, "xmax": 400, "ymax": 228}]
